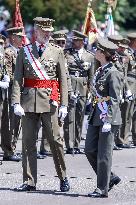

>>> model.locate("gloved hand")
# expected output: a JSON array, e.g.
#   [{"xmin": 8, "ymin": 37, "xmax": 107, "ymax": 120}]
[
  {"xmin": 86, "ymin": 97, "xmax": 92, "ymax": 106},
  {"xmin": 14, "ymin": 104, "xmax": 25, "ymax": 117},
  {"xmin": 125, "ymin": 90, "xmax": 133, "ymax": 101},
  {"xmin": 102, "ymin": 122, "xmax": 111, "ymax": 133},
  {"xmin": 0, "ymin": 81, "xmax": 9, "ymax": 89},
  {"xmin": 2, "ymin": 75, "xmax": 10, "ymax": 83},
  {"xmin": 58, "ymin": 106, "xmax": 67, "ymax": 122},
  {"xmin": 70, "ymin": 92, "xmax": 78, "ymax": 101}
]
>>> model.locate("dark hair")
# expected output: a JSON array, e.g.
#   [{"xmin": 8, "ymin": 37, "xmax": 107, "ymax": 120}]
[{"xmin": 103, "ymin": 50, "xmax": 117, "ymax": 62}]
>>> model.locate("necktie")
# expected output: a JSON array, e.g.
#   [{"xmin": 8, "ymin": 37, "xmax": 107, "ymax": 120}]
[
  {"xmin": 38, "ymin": 44, "xmax": 44, "ymax": 57},
  {"xmin": 38, "ymin": 46, "xmax": 43, "ymax": 57}
]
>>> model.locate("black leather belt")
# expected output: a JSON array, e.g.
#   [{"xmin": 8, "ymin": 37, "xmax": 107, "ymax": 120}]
[
  {"xmin": 127, "ymin": 73, "xmax": 136, "ymax": 79},
  {"xmin": 69, "ymin": 70, "xmax": 88, "ymax": 77}
]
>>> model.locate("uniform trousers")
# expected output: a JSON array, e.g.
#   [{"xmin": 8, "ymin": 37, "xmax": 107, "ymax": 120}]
[
  {"xmin": 22, "ymin": 111, "xmax": 66, "ymax": 186},
  {"xmin": 0, "ymin": 99, "xmax": 13, "ymax": 156},
  {"xmin": 64, "ymin": 96, "xmax": 86, "ymax": 149},
  {"xmin": 9, "ymin": 105, "xmax": 21, "ymax": 151},
  {"xmin": 132, "ymin": 102, "xmax": 136, "ymax": 144},
  {"xmin": 119, "ymin": 100, "xmax": 135, "ymax": 144},
  {"xmin": 85, "ymin": 124, "xmax": 119, "ymax": 195},
  {"xmin": 40, "ymin": 127, "xmax": 51, "ymax": 153},
  {"xmin": 1, "ymin": 85, "xmax": 21, "ymax": 156}
]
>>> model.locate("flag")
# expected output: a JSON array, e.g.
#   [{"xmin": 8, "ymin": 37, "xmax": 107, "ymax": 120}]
[
  {"xmin": 104, "ymin": 7, "xmax": 115, "ymax": 37},
  {"xmin": 83, "ymin": 5, "xmax": 98, "ymax": 45},
  {"xmin": 13, "ymin": 0, "xmax": 27, "ymax": 45},
  {"xmin": 104, "ymin": 0, "xmax": 118, "ymax": 10}
]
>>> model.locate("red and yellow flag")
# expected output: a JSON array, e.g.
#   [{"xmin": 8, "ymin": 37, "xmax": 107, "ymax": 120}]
[{"xmin": 83, "ymin": 3, "xmax": 98, "ymax": 44}]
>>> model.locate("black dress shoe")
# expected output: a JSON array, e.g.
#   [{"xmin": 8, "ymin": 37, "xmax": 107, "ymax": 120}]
[
  {"xmin": 3, "ymin": 154, "xmax": 22, "ymax": 162},
  {"xmin": 14, "ymin": 184, "xmax": 36, "ymax": 192},
  {"xmin": 88, "ymin": 189, "xmax": 108, "ymax": 198},
  {"xmin": 113, "ymin": 145, "xmax": 122, "ymax": 150},
  {"xmin": 117, "ymin": 144, "xmax": 136, "ymax": 149},
  {"xmin": 60, "ymin": 177, "xmax": 70, "ymax": 192},
  {"xmin": 74, "ymin": 148, "xmax": 85, "ymax": 154},
  {"xmin": 66, "ymin": 148, "xmax": 76, "ymax": 155},
  {"xmin": 37, "ymin": 152, "xmax": 45, "ymax": 159},
  {"xmin": 109, "ymin": 176, "xmax": 121, "ymax": 191},
  {"xmin": 39, "ymin": 150, "xmax": 52, "ymax": 156}
]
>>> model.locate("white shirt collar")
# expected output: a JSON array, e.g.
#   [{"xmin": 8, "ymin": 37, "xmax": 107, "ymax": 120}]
[
  {"xmin": 36, "ymin": 41, "xmax": 48, "ymax": 51},
  {"xmin": 76, "ymin": 47, "xmax": 84, "ymax": 59}
]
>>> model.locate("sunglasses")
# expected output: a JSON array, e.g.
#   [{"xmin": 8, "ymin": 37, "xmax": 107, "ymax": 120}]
[
  {"xmin": 18, "ymin": 36, "xmax": 23, "ymax": 39},
  {"xmin": 57, "ymin": 40, "xmax": 66, "ymax": 45}
]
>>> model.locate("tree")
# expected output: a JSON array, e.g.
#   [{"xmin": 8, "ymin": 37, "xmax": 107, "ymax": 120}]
[
  {"xmin": 92, "ymin": 0, "xmax": 136, "ymax": 29},
  {"xmin": 1, "ymin": 0, "xmax": 136, "ymax": 30},
  {"xmin": 1, "ymin": 0, "xmax": 88, "ymax": 29}
]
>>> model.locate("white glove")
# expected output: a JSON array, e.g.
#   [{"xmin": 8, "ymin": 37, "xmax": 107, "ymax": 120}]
[
  {"xmin": 125, "ymin": 90, "xmax": 133, "ymax": 101},
  {"xmin": 102, "ymin": 122, "xmax": 111, "ymax": 133},
  {"xmin": 86, "ymin": 97, "xmax": 92, "ymax": 106},
  {"xmin": 2, "ymin": 75, "xmax": 10, "ymax": 83},
  {"xmin": 58, "ymin": 106, "xmax": 67, "ymax": 122},
  {"xmin": 14, "ymin": 104, "xmax": 25, "ymax": 117},
  {"xmin": 70, "ymin": 93, "xmax": 77, "ymax": 100},
  {"xmin": 0, "ymin": 81, "xmax": 9, "ymax": 89}
]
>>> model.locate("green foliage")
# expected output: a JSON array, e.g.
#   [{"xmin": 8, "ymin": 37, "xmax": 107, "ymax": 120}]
[
  {"xmin": 93, "ymin": 0, "xmax": 136, "ymax": 28},
  {"xmin": 1, "ymin": 0, "xmax": 136, "ymax": 30}
]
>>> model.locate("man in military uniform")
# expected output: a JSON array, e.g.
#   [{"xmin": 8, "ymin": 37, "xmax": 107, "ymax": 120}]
[
  {"xmin": 1, "ymin": 27, "xmax": 25, "ymax": 162},
  {"xmin": 120, "ymin": 33, "xmax": 136, "ymax": 147},
  {"xmin": 63, "ymin": 30, "xmax": 94, "ymax": 154},
  {"xmin": 0, "ymin": 34, "xmax": 11, "ymax": 159},
  {"xmin": 109, "ymin": 33, "xmax": 136, "ymax": 148},
  {"xmin": 12, "ymin": 17, "xmax": 70, "ymax": 192},
  {"xmin": 53, "ymin": 30, "xmax": 68, "ymax": 48},
  {"xmin": 0, "ymin": 34, "xmax": 10, "ymax": 136},
  {"xmin": 107, "ymin": 35, "xmax": 134, "ymax": 149}
]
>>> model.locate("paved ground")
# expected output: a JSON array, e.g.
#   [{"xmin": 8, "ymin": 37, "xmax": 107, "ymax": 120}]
[{"xmin": 0, "ymin": 119, "xmax": 136, "ymax": 205}]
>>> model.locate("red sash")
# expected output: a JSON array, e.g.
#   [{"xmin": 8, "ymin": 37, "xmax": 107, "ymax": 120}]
[{"xmin": 24, "ymin": 78, "xmax": 59, "ymax": 102}]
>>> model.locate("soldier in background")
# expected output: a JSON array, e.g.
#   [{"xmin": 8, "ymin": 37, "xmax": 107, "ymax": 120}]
[
  {"xmin": 39, "ymin": 30, "xmax": 73, "ymax": 156},
  {"xmin": 2, "ymin": 27, "xmax": 25, "ymax": 162},
  {"xmin": 107, "ymin": 35, "xmax": 135, "ymax": 149},
  {"xmin": 120, "ymin": 33, "xmax": 136, "ymax": 147},
  {"xmin": 12, "ymin": 17, "xmax": 70, "ymax": 192},
  {"xmin": 64, "ymin": 30, "xmax": 94, "ymax": 154},
  {"xmin": 0, "ymin": 34, "xmax": 11, "ymax": 158},
  {"xmin": 111, "ymin": 33, "xmax": 136, "ymax": 148}
]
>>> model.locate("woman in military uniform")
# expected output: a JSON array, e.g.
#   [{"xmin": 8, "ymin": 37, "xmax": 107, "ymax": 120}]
[{"xmin": 85, "ymin": 38, "xmax": 121, "ymax": 198}]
